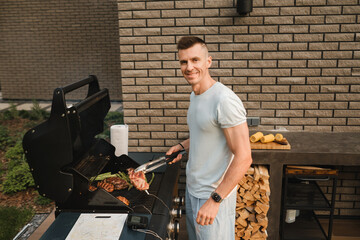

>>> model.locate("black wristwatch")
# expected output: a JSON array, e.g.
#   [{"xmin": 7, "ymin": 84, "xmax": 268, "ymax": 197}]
[{"xmin": 211, "ymin": 191, "xmax": 223, "ymax": 203}]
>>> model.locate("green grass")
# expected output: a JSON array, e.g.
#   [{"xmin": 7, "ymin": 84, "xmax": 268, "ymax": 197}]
[{"xmin": 0, "ymin": 206, "xmax": 34, "ymax": 240}]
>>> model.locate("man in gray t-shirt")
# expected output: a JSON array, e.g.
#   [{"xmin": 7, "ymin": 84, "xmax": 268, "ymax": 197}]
[{"xmin": 167, "ymin": 37, "xmax": 252, "ymax": 240}]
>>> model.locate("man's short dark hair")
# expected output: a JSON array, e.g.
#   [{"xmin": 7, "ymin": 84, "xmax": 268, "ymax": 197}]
[{"xmin": 177, "ymin": 36, "xmax": 207, "ymax": 50}]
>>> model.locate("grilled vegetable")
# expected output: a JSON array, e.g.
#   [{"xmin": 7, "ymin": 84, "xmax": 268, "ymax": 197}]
[
  {"xmin": 275, "ymin": 133, "xmax": 283, "ymax": 141},
  {"xmin": 250, "ymin": 132, "xmax": 264, "ymax": 143},
  {"xmin": 261, "ymin": 134, "xmax": 275, "ymax": 143}
]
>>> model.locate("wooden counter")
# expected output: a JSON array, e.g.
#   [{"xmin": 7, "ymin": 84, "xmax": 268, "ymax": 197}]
[{"xmin": 251, "ymin": 132, "xmax": 360, "ymax": 240}]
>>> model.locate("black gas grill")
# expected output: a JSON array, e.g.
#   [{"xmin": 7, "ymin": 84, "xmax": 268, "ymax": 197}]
[{"xmin": 23, "ymin": 76, "xmax": 182, "ymax": 240}]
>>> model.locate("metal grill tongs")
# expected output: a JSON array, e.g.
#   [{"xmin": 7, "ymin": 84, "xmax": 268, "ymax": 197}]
[{"xmin": 134, "ymin": 150, "xmax": 186, "ymax": 174}]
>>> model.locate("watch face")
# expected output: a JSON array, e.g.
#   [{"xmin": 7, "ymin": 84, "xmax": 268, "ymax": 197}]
[{"xmin": 212, "ymin": 192, "xmax": 222, "ymax": 202}]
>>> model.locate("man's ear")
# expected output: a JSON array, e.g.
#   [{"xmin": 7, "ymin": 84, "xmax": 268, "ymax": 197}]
[{"xmin": 207, "ymin": 56, "xmax": 212, "ymax": 68}]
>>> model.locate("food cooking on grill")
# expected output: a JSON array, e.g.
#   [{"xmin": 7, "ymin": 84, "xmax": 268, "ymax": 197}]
[
  {"xmin": 105, "ymin": 176, "xmax": 129, "ymax": 190},
  {"xmin": 127, "ymin": 168, "xmax": 150, "ymax": 191},
  {"xmin": 88, "ymin": 185, "xmax": 97, "ymax": 192},
  {"xmin": 116, "ymin": 196, "xmax": 130, "ymax": 206},
  {"xmin": 97, "ymin": 181, "xmax": 115, "ymax": 192}
]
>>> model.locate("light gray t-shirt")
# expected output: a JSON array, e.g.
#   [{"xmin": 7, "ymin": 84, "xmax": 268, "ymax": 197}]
[{"xmin": 186, "ymin": 82, "xmax": 247, "ymax": 199}]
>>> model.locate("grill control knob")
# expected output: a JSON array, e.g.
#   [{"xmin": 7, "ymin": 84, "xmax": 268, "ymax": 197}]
[
  {"xmin": 170, "ymin": 208, "xmax": 182, "ymax": 218},
  {"xmin": 173, "ymin": 196, "xmax": 184, "ymax": 206},
  {"xmin": 167, "ymin": 220, "xmax": 179, "ymax": 238}
]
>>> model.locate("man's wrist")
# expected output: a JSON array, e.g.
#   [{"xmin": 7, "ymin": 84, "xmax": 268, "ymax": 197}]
[{"xmin": 211, "ymin": 191, "xmax": 223, "ymax": 203}]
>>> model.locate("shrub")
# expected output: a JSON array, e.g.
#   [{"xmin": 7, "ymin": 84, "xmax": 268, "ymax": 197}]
[
  {"xmin": 0, "ymin": 104, "xmax": 19, "ymax": 121},
  {"xmin": 96, "ymin": 111, "xmax": 124, "ymax": 140},
  {"xmin": 35, "ymin": 194, "xmax": 53, "ymax": 206},
  {"xmin": 0, "ymin": 125, "xmax": 13, "ymax": 151},
  {"xmin": 2, "ymin": 162, "xmax": 35, "ymax": 194},
  {"xmin": 6, "ymin": 141, "xmax": 25, "ymax": 171},
  {"xmin": 0, "ymin": 206, "xmax": 34, "ymax": 240}
]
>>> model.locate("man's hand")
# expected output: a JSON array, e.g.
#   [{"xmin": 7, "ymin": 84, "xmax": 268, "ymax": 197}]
[
  {"xmin": 166, "ymin": 139, "xmax": 189, "ymax": 164},
  {"xmin": 196, "ymin": 198, "xmax": 220, "ymax": 226}
]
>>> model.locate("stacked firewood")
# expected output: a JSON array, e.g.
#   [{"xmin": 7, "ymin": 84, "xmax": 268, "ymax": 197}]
[{"xmin": 235, "ymin": 165, "xmax": 270, "ymax": 240}]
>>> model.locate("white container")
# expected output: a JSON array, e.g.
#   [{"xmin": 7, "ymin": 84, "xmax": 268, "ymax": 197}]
[
  {"xmin": 285, "ymin": 209, "xmax": 296, "ymax": 223},
  {"xmin": 110, "ymin": 124, "xmax": 128, "ymax": 156}
]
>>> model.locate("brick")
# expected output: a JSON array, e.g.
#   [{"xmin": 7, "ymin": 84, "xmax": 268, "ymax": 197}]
[
  {"xmin": 276, "ymin": 93, "xmax": 305, "ymax": 101},
  {"xmin": 123, "ymin": 94, "xmax": 136, "ymax": 101},
  {"xmin": 132, "ymin": 10, "xmax": 160, "ymax": 19},
  {"xmin": 289, "ymin": 118, "xmax": 317, "ymax": 125},
  {"xmin": 234, "ymin": 35, "xmax": 262, "ymax": 43},
  {"xmin": 326, "ymin": 15, "xmax": 356, "ymax": 24},
  {"xmin": 234, "ymin": 17, "xmax": 263, "ymax": 26},
  {"xmin": 277, "ymin": 110, "xmax": 304, "ymax": 117},
  {"xmin": 323, "ymin": 51, "xmax": 353, "ymax": 59},
  {"xmin": 118, "ymin": 2, "xmax": 145, "ymax": 10},
  {"xmin": 264, "ymin": 34, "xmax": 293, "ymax": 42},
  {"xmin": 220, "ymin": 77, "xmax": 247, "ymax": 85},
  {"xmin": 209, "ymin": 52, "xmax": 233, "ymax": 59},
  {"xmin": 294, "ymin": 34, "xmax": 323, "ymax": 42},
  {"xmin": 250, "ymin": 7, "xmax": 280, "ymax": 16},
  {"xmin": 119, "ymin": 19, "xmax": 146, "ymax": 27},
  {"xmin": 204, "ymin": 0, "xmax": 234, "ymax": 8},
  {"xmin": 162, "ymin": 61, "xmax": 180, "ymax": 69},
  {"xmin": 210, "ymin": 69, "xmax": 233, "ymax": 77},
  {"xmin": 335, "ymin": 110, "xmax": 360, "ymax": 117},
  {"xmin": 150, "ymin": 117, "xmax": 177, "ymax": 124},
  {"xmin": 124, "ymin": 109, "xmax": 136, "ymax": 116},
  {"xmin": 310, "ymin": 42, "xmax": 339, "ymax": 51},
  {"xmin": 123, "ymin": 101, "xmax": 149, "ymax": 109},
  {"xmin": 265, "ymin": 0, "xmax": 294, "ymax": 6},
  {"xmin": 134, "ymin": 28, "xmax": 161, "ymax": 36},
  {"xmin": 325, "ymin": 33, "xmax": 355, "ymax": 41},
  {"xmin": 121, "ymin": 62, "xmax": 134, "ymax": 69},
  {"xmin": 338, "ymin": 76, "xmax": 360, "ymax": 85},
  {"xmin": 312, "ymin": 6, "xmax": 342, "ymax": 15},
  {"xmin": 191, "ymin": 26, "xmax": 218, "ymax": 34},
  {"xmin": 139, "ymin": 124, "xmax": 164, "ymax": 132},
  {"xmin": 164, "ymin": 77, "xmax": 187, "ymax": 85},
  {"xmin": 121, "ymin": 53, "xmax": 147, "ymax": 61},
  {"xmin": 234, "ymin": 52, "xmax": 262, "ymax": 59},
  {"xmin": 234, "ymin": 68, "xmax": 262, "ymax": 76},
  {"xmin": 348, "ymin": 118, "xmax": 360, "ymax": 125},
  {"xmin": 318, "ymin": 118, "xmax": 346, "ymax": 125},
  {"xmin": 305, "ymin": 110, "xmax": 333, "ymax": 117},
  {"xmin": 249, "ymin": 26, "xmax": 278, "ymax": 34},
  {"xmin": 342, "ymin": 24, "xmax": 360, "ymax": 33},
  {"xmin": 291, "ymin": 102, "xmax": 318, "ymax": 109},
  {"xmin": 262, "ymin": 85, "xmax": 290, "ymax": 92},
  {"xmin": 280, "ymin": 7, "xmax": 310, "ymax": 15},
  {"xmin": 322, "ymin": 68, "xmax": 351, "ymax": 76},
  {"xmin": 328, "ymin": 0, "xmax": 358, "ymax": 4},
  {"xmin": 135, "ymin": 61, "xmax": 161, "ymax": 69},
  {"xmin": 248, "ymin": 94, "xmax": 276, "ymax": 101},
  {"xmin": 249, "ymin": 60, "xmax": 277, "ymax": 68},
  {"xmin": 343, "ymin": 5, "xmax": 360, "ymax": 14},
  {"xmin": 162, "ymin": 9, "xmax": 189, "ymax": 18},
  {"xmin": 220, "ymin": 8, "xmax": 239, "ymax": 17},
  {"xmin": 306, "ymin": 94, "xmax": 334, "ymax": 101},
  {"xmin": 164, "ymin": 94, "xmax": 189, "ymax": 101},
  {"xmin": 175, "ymin": 1, "xmax": 203, "ymax": 8},
  {"xmin": 243, "ymin": 102, "xmax": 261, "ymax": 109},
  {"xmin": 176, "ymin": 86, "xmax": 192, "ymax": 93},
  {"xmin": 122, "ymin": 85, "xmax": 149, "ymax": 94},
  {"xmin": 351, "ymin": 85, "xmax": 360, "ymax": 92},
  {"xmin": 146, "ymin": 1, "xmax": 174, "ymax": 9},
  {"xmin": 118, "ymin": 11, "xmax": 132, "ymax": 19},
  {"xmin": 278, "ymin": 77, "xmax": 305, "ymax": 84},
  {"xmin": 205, "ymin": 35, "xmax": 233, "ymax": 43},
  {"xmin": 247, "ymin": 109, "xmax": 275, "ymax": 117},
  {"xmin": 129, "ymin": 132, "xmax": 151, "ymax": 139},
  {"xmin": 248, "ymin": 77, "xmax": 275, "ymax": 85},
  {"xmin": 148, "ymin": 36, "xmax": 175, "ymax": 44},
  {"xmin": 233, "ymin": 85, "xmax": 260, "ymax": 93},
  {"xmin": 295, "ymin": 16, "xmax": 324, "ymax": 24},
  {"xmin": 220, "ymin": 26, "xmax": 248, "ymax": 34},
  {"xmin": 261, "ymin": 118, "xmax": 288, "ymax": 125},
  {"xmin": 122, "ymin": 78, "xmax": 135, "ymax": 85},
  {"xmin": 321, "ymin": 85, "xmax": 349, "ymax": 93},
  {"xmin": 120, "ymin": 37, "xmax": 147, "ymax": 44},
  {"xmin": 320, "ymin": 102, "xmax": 348, "ymax": 109},
  {"xmin": 150, "ymin": 101, "xmax": 177, "ymax": 108},
  {"xmin": 220, "ymin": 60, "xmax": 247, "ymax": 68},
  {"xmin": 334, "ymin": 126, "xmax": 360, "ymax": 132},
  {"xmin": 148, "ymin": 53, "xmax": 175, "ymax": 60},
  {"xmin": 279, "ymin": 25, "xmax": 308, "ymax": 33},
  {"xmin": 220, "ymin": 43, "xmax": 248, "ymax": 51},
  {"xmin": 165, "ymin": 124, "xmax": 189, "ymax": 132},
  {"xmin": 122, "ymin": 70, "xmax": 148, "ymax": 77},
  {"xmin": 136, "ymin": 78, "xmax": 162, "ymax": 85},
  {"xmin": 137, "ymin": 94, "xmax": 163, "ymax": 101},
  {"xmin": 307, "ymin": 77, "xmax": 335, "ymax": 84},
  {"xmin": 279, "ymin": 43, "xmax": 308, "ymax": 51},
  {"xmin": 165, "ymin": 109, "xmax": 188, "ymax": 116},
  {"xmin": 149, "ymin": 69, "xmax": 175, "ymax": 77},
  {"xmin": 304, "ymin": 126, "xmax": 332, "ymax": 131},
  {"xmin": 148, "ymin": 18, "xmax": 175, "ymax": 27},
  {"xmin": 291, "ymin": 85, "xmax": 319, "ymax": 93},
  {"xmin": 339, "ymin": 60, "xmax": 360, "ymax": 68},
  {"xmin": 249, "ymin": 43, "xmax": 277, "ymax": 51},
  {"xmin": 191, "ymin": 8, "xmax": 218, "ymax": 17},
  {"xmin": 263, "ymin": 52, "xmax": 292, "ymax": 59},
  {"xmin": 124, "ymin": 117, "xmax": 150, "ymax": 124},
  {"xmin": 278, "ymin": 60, "xmax": 306, "ymax": 68},
  {"xmin": 265, "ymin": 16, "xmax": 294, "ymax": 24},
  {"xmin": 262, "ymin": 102, "xmax": 289, "ymax": 109},
  {"xmin": 308, "ymin": 60, "xmax": 337, "ymax": 68},
  {"xmin": 149, "ymin": 86, "xmax": 176, "ymax": 93},
  {"xmin": 120, "ymin": 45, "xmax": 134, "ymax": 53},
  {"xmin": 163, "ymin": 27, "xmax": 189, "ymax": 35},
  {"xmin": 205, "ymin": 17, "xmax": 234, "ymax": 26},
  {"xmin": 292, "ymin": 68, "xmax": 320, "ymax": 77},
  {"xmin": 119, "ymin": 28, "xmax": 133, "ymax": 36},
  {"xmin": 310, "ymin": 24, "xmax": 340, "ymax": 33},
  {"xmin": 176, "ymin": 18, "xmax": 203, "ymax": 26},
  {"xmin": 152, "ymin": 132, "xmax": 177, "ymax": 139},
  {"xmin": 352, "ymin": 68, "xmax": 360, "ymax": 76},
  {"xmin": 262, "ymin": 68, "xmax": 291, "ymax": 77},
  {"xmin": 139, "ymin": 139, "xmax": 164, "ymax": 146},
  {"xmin": 296, "ymin": 0, "xmax": 326, "ymax": 5}
]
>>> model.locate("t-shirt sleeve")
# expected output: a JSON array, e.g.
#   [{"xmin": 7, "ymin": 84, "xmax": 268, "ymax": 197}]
[{"xmin": 217, "ymin": 93, "xmax": 247, "ymax": 128}]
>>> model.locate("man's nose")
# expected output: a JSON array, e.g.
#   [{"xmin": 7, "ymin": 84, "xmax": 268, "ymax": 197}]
[{"xmin": 186, "ymin": 62, "xmax": 194, "ymax": 71}]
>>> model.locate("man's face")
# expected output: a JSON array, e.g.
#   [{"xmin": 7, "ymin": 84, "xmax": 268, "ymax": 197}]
[{"xmin": 178, "ymin": 43, "xmax": 212, "ymax": 86}]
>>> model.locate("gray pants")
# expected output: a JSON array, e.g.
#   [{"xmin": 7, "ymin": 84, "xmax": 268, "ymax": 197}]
[{"xmin": 185, "ymin": 189, "xmax": 236, "ymax": 240}]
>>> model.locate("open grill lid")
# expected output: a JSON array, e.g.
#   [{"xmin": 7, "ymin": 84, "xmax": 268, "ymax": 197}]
[{"xmin": 23, "ymin": 76, "xmax": 114, "ymax": 202}]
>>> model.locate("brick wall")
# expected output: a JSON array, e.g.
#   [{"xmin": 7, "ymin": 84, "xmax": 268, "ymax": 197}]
[
  {"xmin": 119, "ymin": 0, "xmax": 360, "ymax": 153},
  {"xmin": 0, "ymin": 0, "xmax": 121, "ymax": 100},
  {"xmin": 118, "ymin": 0, "xmax": 360, "ymax": 217}
]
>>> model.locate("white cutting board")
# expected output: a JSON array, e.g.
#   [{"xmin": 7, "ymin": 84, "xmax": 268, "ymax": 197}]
[{"xmin": 65, "ymin": 213, "xmax": 128, "ymax": 240}]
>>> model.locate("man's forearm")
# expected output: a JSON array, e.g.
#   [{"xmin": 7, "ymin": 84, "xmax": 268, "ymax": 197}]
[{"xmin": 180, "ymin": 138, "xmax": 190, "ymax": 151}]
